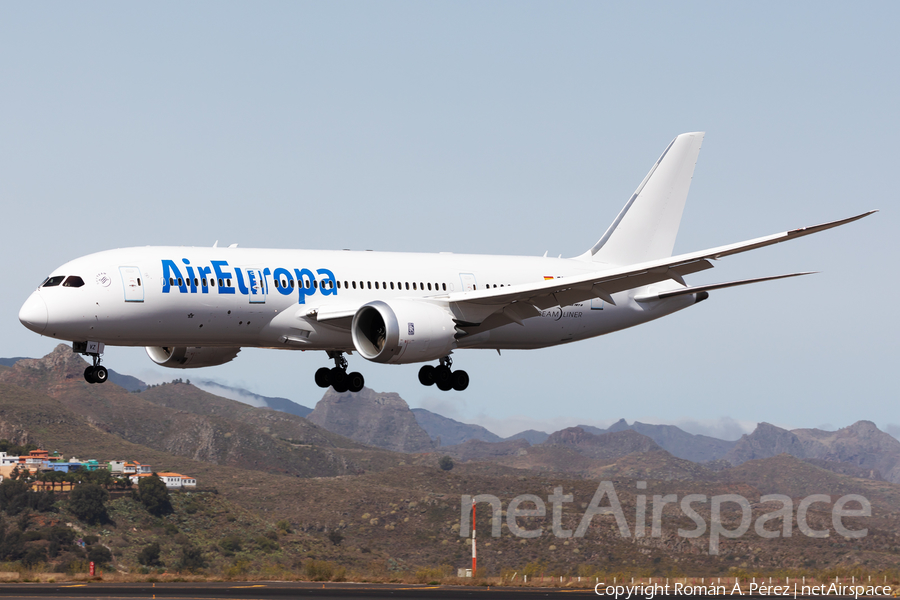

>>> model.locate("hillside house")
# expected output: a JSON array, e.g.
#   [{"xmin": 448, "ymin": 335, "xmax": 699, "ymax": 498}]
[
  {"xmin": 135, "ymin": 472, "xmax": 197, "ymax": 489},
  {"xmin": 49, "ymin": 462, "xmax": 83, "ymax": 473},
  {"xmin": 0, "ymin": 452, "xmax": 19, "ymax": 466},
  {"xmin": 18, "ymin": 449, "xmax": 50, "ymax": 469},
  {"xmin": 110, "ymin": 460, "xmax": 152, "ymax": 474}
]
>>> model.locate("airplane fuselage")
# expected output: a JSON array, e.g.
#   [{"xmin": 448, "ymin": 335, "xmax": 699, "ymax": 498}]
[{"xmin": 21, "ymin": 246, "xmax": 694, "ymax": 353}]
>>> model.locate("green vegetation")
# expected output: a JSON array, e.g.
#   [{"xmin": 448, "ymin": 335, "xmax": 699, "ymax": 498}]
[
  {"xmin": 438, "ymin": 456, "xmax": 454, "ymax": 471},
  {"xmin": 137, "ymin": 475, "xmax": 172, "ymax": 516},
  {"xmin": 67, "ymin": 483, "xmax": 109, "ymax": 525},
  {"xmin": 0, "ymin": 439, "xmax": 38, "ymax": 456},
  {"xmin": 138, "ymin": 542, "xmax": 163, "ymax": 567},
  {"xmin": 0, "ymin": 478, "xmax": 55, "ymax": 515}
]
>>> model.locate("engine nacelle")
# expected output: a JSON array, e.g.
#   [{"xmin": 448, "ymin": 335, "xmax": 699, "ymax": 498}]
[
  {"xmin": 145, "ymin": 346, "xmax": 241, "ymax": 369},
  {"xmin": 351, "ymin": 300, "xmax": 457, "ymax": 364}
]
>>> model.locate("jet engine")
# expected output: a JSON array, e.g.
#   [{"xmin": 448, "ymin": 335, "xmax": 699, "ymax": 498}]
[
  {"xmin": 351, "ymin": 300, "xmax": 458, "ymax": 364},
  {"xmin": 145, "ymin": 346, "xmax": 241, "ymax": 368}
]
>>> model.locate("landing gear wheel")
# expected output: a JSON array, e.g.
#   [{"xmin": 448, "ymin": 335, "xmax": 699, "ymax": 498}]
[
  {"xmin": 330, "ymin": 367, "xmax": 349, "ymax": 393},
  {"xmin": 84, "ymin": 366, "xmax": 96, "ymax": 384},
  {"xmin": 347, "ymin": 372, "xmax": 364, "ymax": 393},
  {"xmin": 315, "ymin": 367, "xmax": 331, "ymax": 388},
  {"xmin": 93, "ymin": 365, "xmax": 108, "ymax": 384},
  {"xmin": 418, "ymin": 365, "xmax": 435, "ymax": 386},
  {"xmin": 451, "ymin": 370, "xmax": 469, "ymax": 392},
  {"xmin": 434, "ymin": 365, "xmax": 453, "ymax": 391}
]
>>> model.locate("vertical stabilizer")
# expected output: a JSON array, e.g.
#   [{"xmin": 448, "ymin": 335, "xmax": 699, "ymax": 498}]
[{"xmin": 581, "ymin": 132, "xmax": 704, "ymax": 265}]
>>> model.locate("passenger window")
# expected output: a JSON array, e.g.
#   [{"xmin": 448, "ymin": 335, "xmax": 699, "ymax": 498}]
[
  {"xmin": 375, "ymin": 282, "xmax": 379, "ymax": 289},
  {"xmin": 412, "ymin": 283, "xmax": 417, "ymax": 290},
  {"xmin": 313, "ymin": 280, "xmax": 318, "ymax": 289},
  {"xmin": 442, "ymin": 283, "xmax": 446, "ymax": 291},
  {"xmin": 427, "ymin": 283, "xmax": 432, "ymax": 291},
  {"xmin": 218, "ymin": 278, "xmax": 222, "ymax": 286},
  {"xmin": 352, "ymin": 281, "xmax": 357, "ymax": 289},
  {"xmin": 62, "ymin": 276, "xmax": 85, "ymax": 288},
  {"xmin": 178, "ymin": 278, "xmax": 184, "ymax": 286},
  {"xmin": 169, "ymin": 278, "xmax": 175, "ymax": 285},
  {"xmin": 194, "ymin": 278, "xmax": 199, "ymax": 286},
  {"xmin": 367, "ymin": 282, "xmax": 371, "ymax": 289},
  {"xmin": 419, "ymin": 282, "xmax": 424, "ymax": 290},
  {"xmin": 390, "ymin": 282, "xmax": 394, "ymax": 290},
  {"xmin": 227, "ymin": 279, "xmax": 231, "ymax": 287},
  {"xmin": 202, "ymin": 279, "xmax": 208, "ymax": 287},
  {"xmin": 43, "ymin": 276, "xmax": 66, "ymax": 287}
]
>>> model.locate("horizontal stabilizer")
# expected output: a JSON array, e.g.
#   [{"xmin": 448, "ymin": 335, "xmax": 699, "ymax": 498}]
[{"xmin": 633, "ymin": 272, "xmax": 816, "ymax": 302}]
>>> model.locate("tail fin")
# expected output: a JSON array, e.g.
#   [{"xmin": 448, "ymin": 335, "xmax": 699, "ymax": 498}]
[{"xmin": 580, "ymin": 132, "xmax": 704, "ymax": 265}]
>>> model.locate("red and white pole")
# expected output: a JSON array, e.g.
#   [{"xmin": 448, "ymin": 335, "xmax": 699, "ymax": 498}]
[{"xmin": 471, "ymin": 498, "xmax": 476, "ymax": 576}]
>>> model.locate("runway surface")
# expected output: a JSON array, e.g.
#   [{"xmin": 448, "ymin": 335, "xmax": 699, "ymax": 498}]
[
  {"xmin": 0, "ymin": 582, "xmax": 884, "ymax": 599},
  {"xmin": 0, "ymin": 581, "xmax": 598, "ymax": 600}
]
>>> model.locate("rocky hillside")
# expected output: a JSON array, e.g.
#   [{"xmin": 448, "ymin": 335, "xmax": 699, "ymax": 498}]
[
  {"xmin": 543, "ymin": 427, "xmax": 661, "ymax": 459},
  {"xmin": 725, "ymin": 421, "xmax": 900, "ymax": 483},
  {"xmin": 306, "ymin": 388, "xmax": 435, "ymax": 453},
  {"xmin": 581, "ymin": 419, "xmax": 737, "ymax": 463},
  {"xmin": 411, "ymin": 407, "xmax": 502, "ymax": 446},
  {"xmin": 1, "ymin": 347, "xmax": 900, "ymax": 576},
  {"xmin": 0, "ymin": 345, "xmax": 401, "ymax": 478}
]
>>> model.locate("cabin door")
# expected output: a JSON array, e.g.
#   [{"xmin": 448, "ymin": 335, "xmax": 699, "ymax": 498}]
[
  {"xmin": 119, "ymin": 266, "xmax": 144, "ymax": 302},
  {"xmin": 459, "ymin": 273, "xmax": 478, "ymax": 292}
]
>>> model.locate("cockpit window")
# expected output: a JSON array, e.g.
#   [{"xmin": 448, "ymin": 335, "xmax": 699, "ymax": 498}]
[
  {"xmin": 42, "ymin": 276, "xmax": 65, "ymax": 287},
  {"xmin": 63, "ymin": 276, "xmax": 85, "ymax": 288}
]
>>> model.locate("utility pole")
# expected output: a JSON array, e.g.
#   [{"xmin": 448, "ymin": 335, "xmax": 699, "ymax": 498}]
[{"xmin": 471, "ymin": 498, "xmax": 476, "ymax": 576}]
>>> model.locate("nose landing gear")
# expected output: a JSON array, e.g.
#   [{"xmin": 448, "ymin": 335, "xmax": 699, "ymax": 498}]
[
  {"xmin": 315, "ymin": 351, "xmax": 364, "ymax": 393},
  {"xmin": 74, "ymin": 341, "xmax": 108, "ymax": 385},
  {"xmin": 418, "ymin": 356, "xmax": 468, "ymax": 391}
]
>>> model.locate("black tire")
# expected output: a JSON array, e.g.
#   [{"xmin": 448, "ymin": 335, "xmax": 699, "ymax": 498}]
[
  {"xmin": 435, "ymin": 366, "xmax": 453, "ymax": 391},
  {"xmin": 347, "ymin": 372, "xmax": 365, "ymax": 393},
  {"xmin": 451, "ymin": 370, "xmax": 469, "ymax": 392},
  {"xmin": 93, "ymin": 365, "xmax": 108, "ymax": 383},
  {"xmin": 84, "ymin": 366, "xmax": 96, "ymax": 384},
  {"xmin": 315, "ymin": 367, "xmax": 331, "ymax": 388},
  {"xmin": 418, "ymin": 365, "xmax": 435, "ymax": 386},
  {"xmin": 330, "ymin": 367, "xmax": 349, "ymax": 393}
]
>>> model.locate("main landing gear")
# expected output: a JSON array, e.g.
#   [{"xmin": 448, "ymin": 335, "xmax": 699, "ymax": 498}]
[
  {"xmin": 418, "ymin": 356, "xmax": 468, "ymax": 392},
  {"xmin": 315, "ymin": 351, "xmax": 364, "ymax": 393},
  {"xmin": 74, "ymin": 341, "xmax": 108, "ymax": 385}
]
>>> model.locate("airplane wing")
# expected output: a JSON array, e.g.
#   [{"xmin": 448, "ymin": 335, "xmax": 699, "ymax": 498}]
[{"xmin": 447, "ymin": 210, "xmax": 875, "ymax": 326}]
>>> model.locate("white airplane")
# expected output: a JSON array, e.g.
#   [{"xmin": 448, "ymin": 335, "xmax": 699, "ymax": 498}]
[{"xmin": 18, "ymin": 132, "xmax": 873, "ymax": 393}]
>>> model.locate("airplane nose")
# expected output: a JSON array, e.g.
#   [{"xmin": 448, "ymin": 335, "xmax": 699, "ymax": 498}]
[{"xmin": 19, "ymin": 293, "xmax": 48, "ymax": 335}]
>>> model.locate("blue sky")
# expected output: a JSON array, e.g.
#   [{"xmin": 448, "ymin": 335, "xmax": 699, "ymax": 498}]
[{"xmin": 1, "ymin": 2, "xmax": 897, "ymax": 439}]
